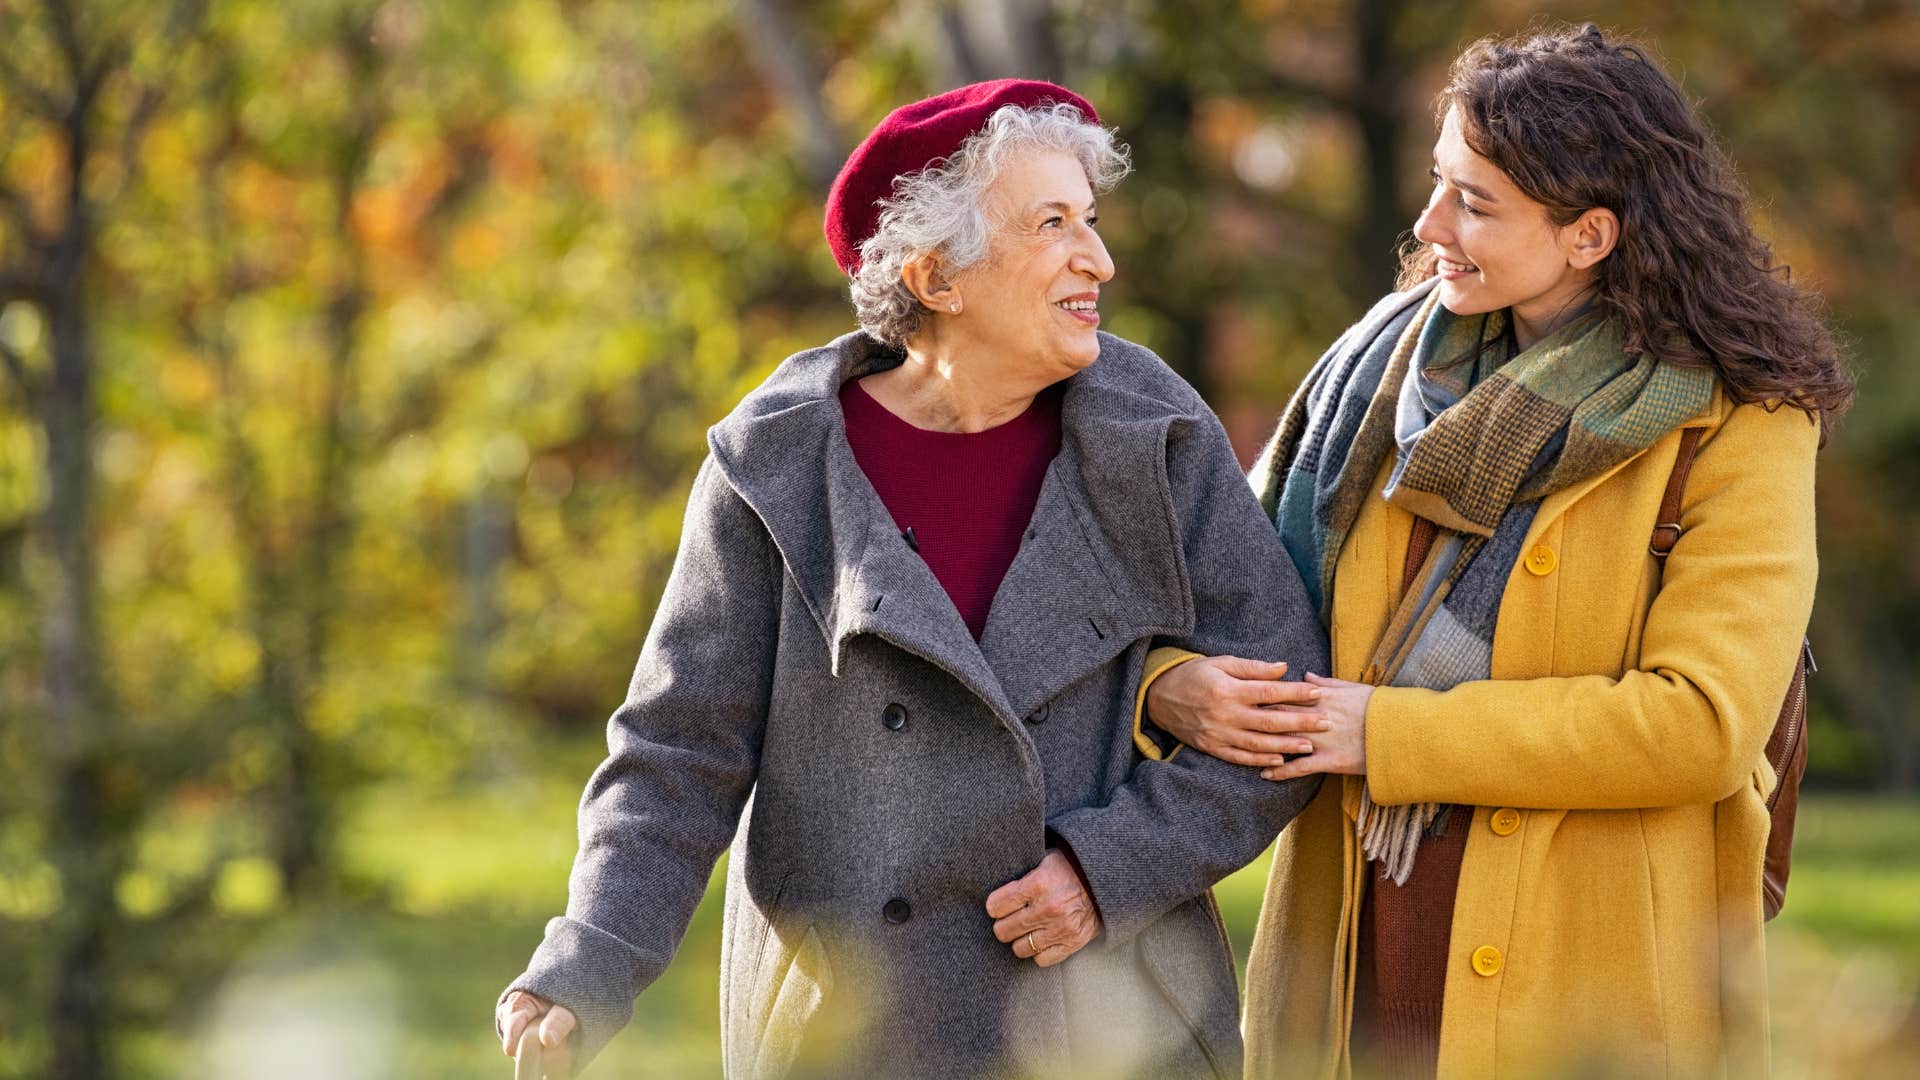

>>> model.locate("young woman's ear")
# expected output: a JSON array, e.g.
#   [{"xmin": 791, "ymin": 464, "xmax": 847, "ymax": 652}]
[
  {"xmin": 901, "ymin": 253, "xmax": 961, "ymax": 314},
  {"xmin": 1565, "ymin": 207, "xmax": 1620, "ymax": 270}
]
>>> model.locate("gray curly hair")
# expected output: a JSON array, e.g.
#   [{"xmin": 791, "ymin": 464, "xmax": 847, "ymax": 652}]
[{"xmin": 850, "ymin": 102, "xmax": 1131, "ymax": 347}]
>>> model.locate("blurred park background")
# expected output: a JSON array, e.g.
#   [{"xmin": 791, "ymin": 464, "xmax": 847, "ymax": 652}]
[{"xmin": 1, "ymin": 0, "xmax": 1915, "ymax": 1076}]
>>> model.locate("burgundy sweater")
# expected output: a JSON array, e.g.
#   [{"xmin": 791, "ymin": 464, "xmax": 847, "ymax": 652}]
[{"xmin": 839, "ymin": 377, "xmax": 1062, "ymax": 640}]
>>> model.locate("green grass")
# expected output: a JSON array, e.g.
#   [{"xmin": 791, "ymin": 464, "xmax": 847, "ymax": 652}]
[
  {"xmin": 314, "ymin": 753, "xmax": 1920, "ymax": 1077},
  {"xmin": 1770, "ymin": 796, "xmax": 1920, "ymax": 961},
  {"xmin": 9, "ymin": 740, "xmax": 1917, "ymax": 1078}
]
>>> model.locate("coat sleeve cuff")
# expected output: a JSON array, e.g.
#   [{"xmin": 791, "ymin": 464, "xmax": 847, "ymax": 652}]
[
  {"xmin": 497, "ymin": 916, "xmax": 656, "ymax": 1072},
  {"xmin": 1364, "ymin": 684, "xmax": 1440, "ymax": 806},
  {"xmin": 1043, "ymin": 812, "xmax": 1157, "ymax": 943},
  {"xmin": 1135, "ymin": 647, "xmax": 1203, "ymax": 761}
]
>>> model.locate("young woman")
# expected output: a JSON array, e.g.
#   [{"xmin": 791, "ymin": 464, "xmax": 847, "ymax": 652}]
[{"xmin": 1142, "ymin": 24, "xmax": 1851, "ymax": 1078}]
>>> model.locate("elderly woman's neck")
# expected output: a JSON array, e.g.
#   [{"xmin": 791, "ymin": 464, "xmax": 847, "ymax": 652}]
[{"xmin": 860, "ymin": 342, "xmax": 1052, "ymax": 433}]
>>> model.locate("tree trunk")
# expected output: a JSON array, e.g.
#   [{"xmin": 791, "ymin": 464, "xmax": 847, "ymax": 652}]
[
  {"xmin": 1126, "ymin": 74, "xmax": 1216, "ymax": 402},
  {"xmin": 1351, "ymin": 0, "xmax": 1409, "ymax": 299},
  {"xmin": 458, "ymin": 488, "xmax": 513, "ymax": 697},
  {"xmin": 270, "ymin": 19, "xmax": 383, "ymax": 894},
  {"xmin": 43, "ymin": 71, "xmax": 115, "ymax": 1080},
  {"xmin": 735, "ymin": 0, "xmax": 845, "ymax": 194},
  {"xmin": 930, "ymin": 1, "xmax": 1066, "ymax": 85}
]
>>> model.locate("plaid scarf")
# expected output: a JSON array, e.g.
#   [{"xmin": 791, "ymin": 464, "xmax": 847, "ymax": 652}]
[{"xmin": 1251, "ymin": 282, "xmax": 1714, "ymax": 883}]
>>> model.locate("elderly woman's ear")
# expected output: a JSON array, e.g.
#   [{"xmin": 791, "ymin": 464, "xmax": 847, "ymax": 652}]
[{"xmin": 900, "ymin": 253, "xmax": 962, "ymax": 315}]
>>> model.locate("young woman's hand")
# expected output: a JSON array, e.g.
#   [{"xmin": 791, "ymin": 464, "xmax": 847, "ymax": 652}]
[
  {"xmin": 1144, "ymin": 656, "xmax": 1327, "ymax": 767},
  {"xmin": 1257, "ymin": 672, "xmax": 1372, "ymax": 781}
]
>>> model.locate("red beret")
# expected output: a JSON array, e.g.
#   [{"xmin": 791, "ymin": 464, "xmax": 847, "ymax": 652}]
[{"xmin": 824, "ymin": 79, "xmax": 1100, "ymax": 276}]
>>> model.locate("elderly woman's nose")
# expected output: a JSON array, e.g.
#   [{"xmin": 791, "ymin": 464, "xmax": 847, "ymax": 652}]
[{"xmin": 1074, "ymin": 226, "xmax": 1115, "ymax": 282}]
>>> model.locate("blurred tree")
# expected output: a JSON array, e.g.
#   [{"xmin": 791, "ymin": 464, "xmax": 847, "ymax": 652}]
[
  {"xmin": 931, "ymin": 0, "xmax": 1067, "ymax": 85},
  {"xmin": 0, "ymin": 1, "xmax": 204, "ymax": 1074},
  {"xmin": 171, "ymin": 0, "xmax": 398, "ymax": 896},
  {"xmin": 737, "ymin": 0, "xmax": 849, "ymax": 192}
]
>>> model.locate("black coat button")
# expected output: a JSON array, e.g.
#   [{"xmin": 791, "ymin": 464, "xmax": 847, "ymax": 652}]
[
  {"xmin": 882, "ymin": 703, "xmax": 908, "ymax": 731},
  {"xmin": 1026, "ymin": 703, "xmax": 1049, "ymax": 725},
  {"xmin": 883, "ymin": 897, "xmax": 912, "ymax": 924}
]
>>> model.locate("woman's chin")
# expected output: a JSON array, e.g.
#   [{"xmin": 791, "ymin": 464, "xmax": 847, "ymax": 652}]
[
  {"xmin": 1436, "ymin": 277, "xmax": 1496, "ymax": 316},
  {"xmin": 1051, "ymin": 334, "xmax": 1100, "ymax": 370}
]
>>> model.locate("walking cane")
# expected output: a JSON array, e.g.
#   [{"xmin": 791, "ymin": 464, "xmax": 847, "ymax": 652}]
[{"xmin": 514, "ymin": 1024, "xmax": 570, "ymax": 1080}]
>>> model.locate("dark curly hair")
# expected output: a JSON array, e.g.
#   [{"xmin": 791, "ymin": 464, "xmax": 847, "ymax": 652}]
[{"xmin": 1397, "ymin": 23, "xmax": 1853, "ymax": 441}]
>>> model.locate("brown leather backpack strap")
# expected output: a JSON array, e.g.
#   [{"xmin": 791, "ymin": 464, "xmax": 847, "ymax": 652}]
[
  {"xmin": 1650, "ymin": 427, "xmax": 1706, "ymax": 560},
  {"xmin": 1762, "ymin": 642, "xmax": 1813, "ymax": 920}
]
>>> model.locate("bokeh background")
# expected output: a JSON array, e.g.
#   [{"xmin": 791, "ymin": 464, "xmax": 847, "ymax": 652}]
[{"xmin": 1, "ymin": 1, "xmax": 1915, "ymax": 1077}]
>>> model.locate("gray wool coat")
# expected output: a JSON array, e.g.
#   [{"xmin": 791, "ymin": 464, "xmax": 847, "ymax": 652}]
[{"xmin": 502, "ymin": 330, "xmax": 1328, "ymax": 1078}]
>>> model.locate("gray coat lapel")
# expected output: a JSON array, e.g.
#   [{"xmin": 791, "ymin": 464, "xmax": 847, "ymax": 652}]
[
  {"xmin": 707, "ymin": 330, "xmax": 1197, "ymax": 729},
  {"xmin": 831, "ymin": 506, "xmax": 1016, "ymax": 723},
  {"xmin": 978, "ymin": 373, "xmax": 1195, "ymax": 721},
  {"xmin": 706, "ymin": 332, "xmax": 1014, "ymax": 723}
]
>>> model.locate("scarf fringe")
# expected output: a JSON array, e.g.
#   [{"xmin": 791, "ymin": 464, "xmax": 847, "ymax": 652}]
[{"xmin": 1356, "ymin": 783, "xmax": 1440, "ymax": 886}]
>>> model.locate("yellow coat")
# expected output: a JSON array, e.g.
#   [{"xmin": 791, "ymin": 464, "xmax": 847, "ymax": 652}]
[{"xmin": 1239, "ymin": 388, "xmax": 1819, "ymax": 1078}]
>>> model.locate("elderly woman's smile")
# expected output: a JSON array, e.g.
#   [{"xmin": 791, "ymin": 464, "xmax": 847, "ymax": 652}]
[{"xmin": 1055, "ymin": 294, "xmax": 1099, "ymax": 322}]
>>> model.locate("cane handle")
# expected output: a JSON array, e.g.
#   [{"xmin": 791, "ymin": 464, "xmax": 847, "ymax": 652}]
[{"xmin": 513, "ymin": 1024, "xmax": 550, "ymax": 1080}]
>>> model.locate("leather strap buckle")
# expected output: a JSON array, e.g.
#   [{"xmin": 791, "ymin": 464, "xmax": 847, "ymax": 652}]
[{"xmin": 1649, "ymin": 522, "xmax": 1683, "ymax": 558}]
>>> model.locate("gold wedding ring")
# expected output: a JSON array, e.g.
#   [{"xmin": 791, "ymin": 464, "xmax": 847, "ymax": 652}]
[{"xmin": 1025, "ymin": 931, "xmax": 1038, "ymax": 955}]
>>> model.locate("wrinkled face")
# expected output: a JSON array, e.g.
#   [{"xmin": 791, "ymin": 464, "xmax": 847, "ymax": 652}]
[
  {"xmin": 952, "ymin": 148, "xmax": 1115, "ymax": 376},
  {"xmin": 1415, "ymin": 106, "xmax": 1595, "ymax": 333}
]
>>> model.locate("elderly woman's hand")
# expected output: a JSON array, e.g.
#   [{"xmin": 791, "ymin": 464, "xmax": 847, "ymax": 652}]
[
  {"xmin": 1145, "ymin": 656, "xmax": 1328, "ymax": 767},
  {"xmin": 497, "ymin": 990, "xmax": 576, "ymax": 1076},
  {"xmin": 986, "ymin": 849, "xmax": 1102, "ymax": 967},
  {"xmin": 1257, "ymin": 672, "xmax": 1371, "ymax": 781}
]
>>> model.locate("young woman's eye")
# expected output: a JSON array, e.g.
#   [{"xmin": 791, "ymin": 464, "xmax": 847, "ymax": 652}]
[{"xmin": 1432, "ymin": 168, "xmax": 1482, "ymax": 215}]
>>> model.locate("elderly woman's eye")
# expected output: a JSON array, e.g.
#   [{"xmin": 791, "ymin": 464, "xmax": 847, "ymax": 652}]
[
  {"xmin": 1085, "ymin": 215, "xmax": 1098, "ymax": 228},
  {"xmin": 1042, "ymin": 216, "xmax": 1064, "ymax": 228}
]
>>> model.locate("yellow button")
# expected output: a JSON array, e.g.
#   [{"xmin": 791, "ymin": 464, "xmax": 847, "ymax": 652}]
[
  {"xmin": 1471, "ymin": 945, "xmax": 1504, "ymax": 977},
  {"xmin": 1490, "ymin": 808, "xmax": 1521, "ymax": 836},
  {"xmin": 1524, "ymin": 544, "xmax": 1557, "ymax": 576}
]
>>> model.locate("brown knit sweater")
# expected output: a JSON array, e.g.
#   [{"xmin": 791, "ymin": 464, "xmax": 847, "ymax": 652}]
[
  {"xmin": 1352, "ymin": 805, "xmax": 1468, "ymax": 1079},
  {"xmin": 1351, "ymin": 515, "xmax": 1466, "ymax": 1079}
]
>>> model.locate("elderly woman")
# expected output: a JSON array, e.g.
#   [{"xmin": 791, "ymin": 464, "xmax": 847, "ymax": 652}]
[{"xmin": 493, "ymin": 80, "xmax": 1327, "ymax": 1079}]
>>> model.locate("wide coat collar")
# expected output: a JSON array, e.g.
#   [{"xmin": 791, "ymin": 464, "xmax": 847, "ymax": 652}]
[{"xmin": 706, "ymin": 330, "xmax": 1199, "ymax": 727}]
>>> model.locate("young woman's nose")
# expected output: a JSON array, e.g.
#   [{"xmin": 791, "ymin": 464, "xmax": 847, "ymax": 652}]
[{"xmin": 1413, "ymin": 191, "xmax": 1452, "ymax": 249}]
